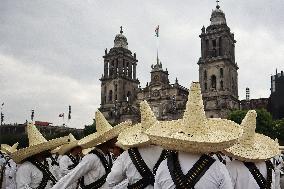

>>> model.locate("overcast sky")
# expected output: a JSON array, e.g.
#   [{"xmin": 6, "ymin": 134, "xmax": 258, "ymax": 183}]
[{"xmin": 0, "ymin": 0, "xmax": 283, "ymax": 128}]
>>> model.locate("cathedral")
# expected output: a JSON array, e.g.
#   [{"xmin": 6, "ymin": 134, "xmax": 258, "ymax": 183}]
[{"xmin": 99, "ymin": 4, "xmax": 239, "ymax": 124}]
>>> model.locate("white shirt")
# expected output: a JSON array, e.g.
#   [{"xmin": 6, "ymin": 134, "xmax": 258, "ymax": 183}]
[
  {"xmin": 154, "ymin": 152, "xmax": 233, "ymax": 189},
  {"xmin": 51, "ymin": 152, "xmax": 110, "ymax": 189},
  {"xmin": 59, "ymin": 155, "xmax": 81, "ymax": 189},
  {"xmin": 16, "ymin": 161, "xmax": 54, "ymax": 189},
  {"xmin": 107, "ymin": 145, "xmax": 163, "ymax": 189},
  {"xmin": 226, "ymin": 160, "xmax": 275, "ymax": 189},
  {"xmin": 46, "ymin": 156, "xmax": 61, "ymax": 180},
  {"xmin": 2, "ymin": 158, "xmax": 17, "ymax": 189}
]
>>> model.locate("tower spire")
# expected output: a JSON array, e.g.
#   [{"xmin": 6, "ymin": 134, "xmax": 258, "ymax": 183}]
[
  {"xmin": 216, "ymin": 0, "xmax": 220, "ymax": 9},
  {"xmin": 120, "ymin": 26, "xmax": 123, "ymax": 34}
]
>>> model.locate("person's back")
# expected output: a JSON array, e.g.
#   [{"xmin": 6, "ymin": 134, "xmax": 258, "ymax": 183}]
[
  {"xmin": 107, "ymin": 145, "xmax": 163, "ymax": 188},
  {"xmin": 154, "ymin": 152, "xmax": 233, "ymax": 189},
  {"xmin": 226, "ymin": 160, "xmax": 275, "ymax": 189}
]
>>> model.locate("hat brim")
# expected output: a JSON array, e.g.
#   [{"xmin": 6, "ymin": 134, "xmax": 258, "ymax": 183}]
[
  {"xmin": 146, "ymin": 118, "xmax": 242, "ymax": 153},
  {"xmin": 224, "ymin": 133, "xmax": 280, "ymax": 162},
  {"xmin": 11, "ymin": 136, "xmax": 69, "ymax": 163},
  {"xmin": 79, "ymin": 122, "xmax": 131, "ymax": 149},
  {"xmin": 118, "ymin": 123, "xmax": 151, "ymax": 148},
  {"xmin": 58, "ymin": 141, "xmax": 80, "ymax": 155},
  {"xmin": 1, "ymin": 144, "xmax": 16, "ymax": 154}
]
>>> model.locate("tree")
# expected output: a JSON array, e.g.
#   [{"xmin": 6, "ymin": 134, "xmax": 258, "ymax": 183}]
[
  {"xmin": 228, "ymin": 109, "xmax": 276, "ymax": 139},
  {"xmin": 274, "ymin": 119, "xmax": 284, "ymax": 141},
  {"xmin": 84, "ymin": 119, "xmax": 96, "ymax": 136}
]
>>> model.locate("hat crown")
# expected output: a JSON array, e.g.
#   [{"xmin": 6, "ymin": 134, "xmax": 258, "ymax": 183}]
[
  {"xmin": 140, "ymin": 100, "xmax": 157, "ymax": 131},
  {"xmin": 27, "ymin": 122, "xmax": 48, "ymax": 146},
  {"xmin": 68, "ymin": 133, "xmax": 76, "ymax": 142},
  {"xmin": 95, "ymin": 111, "xmax": 113, "ymax": 133},
  {"xmin": 182, "ymin": 82, "xmax": 207, "ymax": 131},
  {"xmin": 240, "ymin": 110, "xmax": 257, "ymax": 144}
]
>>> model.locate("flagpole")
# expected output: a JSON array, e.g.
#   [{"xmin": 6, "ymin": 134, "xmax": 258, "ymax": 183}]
[{"xmin": 155, "ymin": 25, "xmax": 159, "ymax": 64}]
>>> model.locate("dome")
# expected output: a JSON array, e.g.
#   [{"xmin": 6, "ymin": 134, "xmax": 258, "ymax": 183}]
[
  {"xmin": 210, "ymin": 5, "xmax": 227, "ymax": 25},
  {"xmin": 114, "ymin": 27, "xmax": 128, "ymax": 49}
]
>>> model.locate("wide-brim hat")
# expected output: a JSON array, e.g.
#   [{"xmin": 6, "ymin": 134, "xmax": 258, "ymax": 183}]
[
  {"xmin": 115, "ymin": 141, "xmax": 128, "ymax": 151},
  {"xmin": 146, "ymin": 82, "xmax": 243, "ymax": 153},
  {"xmin": 57, "ymin": 134, "xmax": 80, "ymax": 155},
  {"xmin": 11, "ymin": 122, "xmax": 70, "ymax": 163},
  {"xmin": 224, "ymin": 110, "xmax": 280, "ymax": 162},
  {"xmin": 78, "ymin": 111, "xmax": 132, "ymax": 149},
  {"xmin": 117, "ymin": 100, "xmax": 157, "ymax": 148},
  {"xmin": 1, "ymin": 143, "xmax": 19, "ymax": 154}
]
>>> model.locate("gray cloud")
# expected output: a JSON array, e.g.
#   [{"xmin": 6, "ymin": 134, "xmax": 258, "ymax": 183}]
[{"xmin": 0, "ymin": 0, "xmax": 283, "ymax": 128}]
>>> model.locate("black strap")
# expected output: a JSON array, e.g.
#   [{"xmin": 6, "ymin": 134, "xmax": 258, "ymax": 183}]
[
  {"xmin": 50, "ymin": 155, "xmax": 59, "ymax": 166},
  {"xmin": 128, "ymin": 148, "xmax": 169, "ymax": 189},
  {"xmin": 80, "ymin": 149, "xmax": 112, "ymax": 189},
  {"xmin": 29, "ymin": 159, "xmax": 57, "ymax": 189},
  {"xmin": 244, "ymin": 160, "xmax": 273, "ymax": 189},
  {"xmin": 167, "ymin": 152, "xmax": 215, "ymax": 189},
  {"xmin": 67, "ymin": 154, "xmax": 80, "ymax": 170}
]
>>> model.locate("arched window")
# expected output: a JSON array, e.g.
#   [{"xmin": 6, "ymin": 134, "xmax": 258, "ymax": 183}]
[
  {"xmin": 211, "ymin": 75, "xmax": 216, "ymax": 89},
  {"xmin": 204, "ymin": 70, "xmax": 207, "ymax": 80},
  {"xmin": 109, "ymin": 90, "xmax": 113, "ymax": 102},
  {"xmin": 220, "ymin": 68, "xmax": 224, "ymax": 78},
  {"xmin": 127, "ymin": 91, "xmax": 131, "ymax": 102},
  {"xmin": 204, "ymin": 82, "xmax": 207, "ymax": 90},
  {"xmin": 115, "ymin": 84, "xmax": 118, "ymax": 92},
  {"xmin": 220, "ymin": 80, "xmax": 224, "ymax": 90},
  {"xmin": 104, "ymin": 96, "xmax": 107, "ymax": 104}
]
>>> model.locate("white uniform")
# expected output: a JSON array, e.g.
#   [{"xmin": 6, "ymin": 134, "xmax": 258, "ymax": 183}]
[
  {"xmin": 51, "ymin": 151, "xmax": 111, "ymax": 189},
  {"xmin": 107, "ymin": 145, "xmax": 163, "ymax": 189},
  {"xmin": 154, "ymin": 152, "xmax": 233, "ymax": 189},
  {"xmin": 226, "ymin": 160, "xmax": 276, "ymax": 189},
  {"xmin": 16, "ymin": 161, "xmax": 54, "ymax": 189},
  {"xmin": 2, "ymin": 158, "xmax": 17, "ymax": 189},
  {"xmin": 59, "ymin": 155, "xmax": 81, "ymax": 189}
]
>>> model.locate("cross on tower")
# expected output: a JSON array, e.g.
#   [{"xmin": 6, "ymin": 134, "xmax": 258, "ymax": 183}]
[{"xmin": 216, "ymin": 0, "xmax": 220, "ymax": 9}]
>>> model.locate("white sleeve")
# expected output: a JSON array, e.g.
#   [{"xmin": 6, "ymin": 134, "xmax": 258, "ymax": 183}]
[
  {"xmin": 59, "ymin": 156, "xmax": 70, "ymax": 177},
  {"xmin": 218, "ymin": 164, "xmax": 234, "ymax": 189},
  {"xmin": 225, "ymin": 161, "xmax": 237, "ymax": 188},
  {"xmin": 16, "ymin": 164, "xmax": 33, "ymax": 189},
  {"xmin": 154, "ymin": 159, "xmax": 166, "ymax": 189},
  {"xmin": 51, "ymin": 155, "xmax": 96, "ymax": 189},
  {"xmin": 106, "ymin": 151, "xmax": 127, "ymax": 187}
]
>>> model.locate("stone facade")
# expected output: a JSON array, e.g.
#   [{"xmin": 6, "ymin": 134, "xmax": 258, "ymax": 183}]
[
  {"xmin": 136, "ymin": 60, "xmax": 188, "ymax": 120},
  {"xmin": 99, "ymin": 28, "xmax": 140, "ymax": 124},
  {"xmin": 240, "ymin": 98, "xmax": 269, "ymax": 110},
  {"xmin": 100, "ymin": 4, "xmax": 241, "ymax": 123},
  {"xmin": 268, "ymin": 70, "xmax": 284, "ymax": 119},
  {"xmin": 99, "ymin": 28, "xmax": 188, "ymax": 124},
  {"xmin": 198, "ymin": 4, "xmax": 239, "ymax": 118}
]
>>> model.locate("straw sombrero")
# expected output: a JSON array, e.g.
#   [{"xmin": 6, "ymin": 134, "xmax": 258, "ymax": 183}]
[
  {"xmin": 1, "ymin": 143, "xmax": 19, "ymax": 154},
  {"xmin": 224, "ymin": 110, "xmax": 280, "ymax": 162},
  {"xmin": 82, "ymin": 147, "xmax": 96, "ymax": 155},
  {"xmin": 145, "ymin": 82, "xmax": 243, "ymax": 153},
  {"xmin": 115, "ymin": 141, "xmax": 128, "ymax": 151},
  {"xmin": 117, "ymin": 100, "xmax": 157, "ymax": 148},
  {"xmin": 11, "ymin": 122, "xmax": 70, "ymax": 163},
  {"xmin": 57, "ymin": 134, "xmax": 80, "ymax": 155},
  {"xmin": 78, "ymin": 111, "xmax": 132, "ymax": 149}
]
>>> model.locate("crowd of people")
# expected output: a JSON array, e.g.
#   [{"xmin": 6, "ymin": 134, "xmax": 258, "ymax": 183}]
[{"xmin": 0, "ymin": 82, "xmax": 283, "ymax": 189}]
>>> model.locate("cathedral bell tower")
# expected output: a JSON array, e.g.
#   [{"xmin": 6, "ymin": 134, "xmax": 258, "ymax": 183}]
[
  {"xmin": 100, "ymin": 27, "xmax": 140, "ymax": 124},
  {"xmin": 198, "ymin": 3, "xmax": 239, "ymax": 118}
]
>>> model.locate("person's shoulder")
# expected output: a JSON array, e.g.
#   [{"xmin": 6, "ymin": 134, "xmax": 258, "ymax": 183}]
[{"xmin": 17, "ymin": 161, "xmax": 33, "ymax": 171}]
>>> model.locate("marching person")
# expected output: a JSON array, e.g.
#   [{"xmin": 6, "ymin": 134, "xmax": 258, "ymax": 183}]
[
  {"xmin": 57, "ymin": 133, "xmax": 83, "ymax": 189},
  {"xmin": 225, "ymin": 110, "xmax": 279, "ymax": 189},
  {"xmin": 10, "ymin": 122, "xmax": 69, "ymax": 189},
  {"xmin": 146, "ymin": 82, "xmax": 243, "ymax": 189},
  {"xmin": 1, "ymin": 143, "xmax": 18, "ymax": 189},
  {"xmin": 51, "ymin": 111, "xmax": 131, "ymax": 189},
  {"xmin": 106, "ymin": 100, "xmax": 169, "ymax": 189}
]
